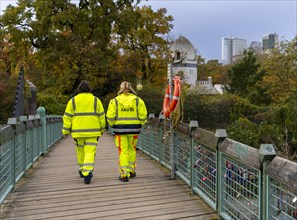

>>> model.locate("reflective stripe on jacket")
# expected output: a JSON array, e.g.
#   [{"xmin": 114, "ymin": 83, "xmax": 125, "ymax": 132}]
[
  {"xmin": 106, "ymin": 93, "xmax": 147, "ymax": 134},
  {"xmin": 62, "ymin": 93, "xmax": 106, "ymax": 138}
]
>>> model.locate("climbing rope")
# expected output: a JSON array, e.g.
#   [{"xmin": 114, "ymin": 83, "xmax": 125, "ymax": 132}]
[{"xmin": 170, "ymin": 91, "xmax": 183, "ymax": 129}]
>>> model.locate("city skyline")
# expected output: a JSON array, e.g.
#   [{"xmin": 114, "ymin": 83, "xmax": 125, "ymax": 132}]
[{"xmin": 141, "ymin": 0, "xmax": 296, "ymax": 61}]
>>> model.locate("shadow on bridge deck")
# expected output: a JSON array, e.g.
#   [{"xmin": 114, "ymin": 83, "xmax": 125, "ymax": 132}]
[{"xmin": 0, "ymin": 133, "xmax": 218, "ymax": 220}]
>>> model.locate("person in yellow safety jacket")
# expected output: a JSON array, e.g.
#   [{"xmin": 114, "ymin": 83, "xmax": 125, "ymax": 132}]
[
  {"xmin": 106, "ymin": 81, "xmax": 147, "ymax": 182},
  {"xmin": 62, "ymin": 80, "xmax": 106, "ymax": 184}
]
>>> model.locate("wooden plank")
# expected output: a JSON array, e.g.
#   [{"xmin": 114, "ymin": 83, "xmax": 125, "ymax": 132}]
[
  {"xmin": 11, "ymin": 190, "xmax": 192, "ymax": 211},
  {"xmin": 6, "ymin": 194, "xmax": 201, "ymax": 217},
  {"xmin": 176, "ymin": 213, "xmax": 219, "ymax": 220},
  {"xmin": 139, "ymin": 209, "xmax": 218, "ymax": 220},
  {"xmin": 6, "ymin": 183, "xmax": 188, "ymax": 203},
  {"xmin": 14, "ymin": 200, "xmax": 211, "ymax": 220}
]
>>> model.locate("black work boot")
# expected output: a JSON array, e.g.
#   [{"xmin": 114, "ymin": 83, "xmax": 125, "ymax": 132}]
[
  {"xmin": 119, "ymin": 175, "xmax": 129, "ymax": 182},
  {"xmin": 84, "ymin": 172, "xmax": 93, "ymax": 184},
  {"xmin": 130, "ymin": 171, "xmax": 136, "ymax": 178},
  {"xmin": 78, "ymin": 170, "xmax": 84, "ymax": 178}
]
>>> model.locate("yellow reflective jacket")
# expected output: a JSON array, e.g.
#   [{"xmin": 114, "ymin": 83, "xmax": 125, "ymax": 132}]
[
  {"xmin": 62, "ymin": 93, "xmax": 106, "ymax": 138},
  {"xmin": 106, "ymin": 93, "xmax": 147, "ymax": 134}
]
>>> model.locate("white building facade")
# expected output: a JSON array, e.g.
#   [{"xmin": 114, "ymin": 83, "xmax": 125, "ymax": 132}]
[
  {"xmin": 170, "ymin": 36, "xmax": 197, "ymax": 86},
  {"xmin": 169, "ymin": 36, "xmax": 223, "ymax": 94}
]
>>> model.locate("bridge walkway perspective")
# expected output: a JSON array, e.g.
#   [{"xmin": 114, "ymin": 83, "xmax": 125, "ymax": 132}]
[{"xmin": 0, "ymin": 133, "xmax": 218, "ymax": 220}]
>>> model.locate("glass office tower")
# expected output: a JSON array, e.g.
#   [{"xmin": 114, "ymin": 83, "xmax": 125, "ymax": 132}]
[
  {"xmin": 262, "ymin": 33, "xmax": 278, "ymax": 50},
  {"xmin": 222, "ymin": 37, "xmax": 247, "ymax": 65}
]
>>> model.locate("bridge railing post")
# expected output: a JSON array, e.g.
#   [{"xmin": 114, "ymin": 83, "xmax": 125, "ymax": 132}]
[
  {"xmin": 170, "ymin": 126, "xmax": 176, "ymax": 179},
  {"xmin": 9, "ymin": 117, "xmax": 26, "ymax": 183},
  {"xmin": 20, "ymin": 115, "xmax": 34, "ymax": 170},
  {"xmin": 215, "ymin": 129, "xmax": 227, "ymax": 213},
  {"xmin": 19, "ymin": 116, "xmax": 28, "ymax": 175},
  {"xmin": 189, "ymin": 120, "xmax": 198, "ymax": 195},
  {"xmin": 259, "ymin": 144, "xmax": 276, "ymax": 220},
  {"xmin": 32, "ymin": 114, "xmax": 41, "ymax": 160},
  {"xmin": 148, "ymin": 113, "xmax": 155, "ymax": 159},
  {"xmin": 37, "ymin": 107, "xmax": 47, "ymax": 155},
  {"xmin": 158, "ymin": 114, "xmax": 165, "ymax": 165}
]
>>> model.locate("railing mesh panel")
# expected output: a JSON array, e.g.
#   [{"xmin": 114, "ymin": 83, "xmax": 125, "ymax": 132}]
[
  {"xmin": 269, "ymin": 178, "xmax": 297, "ymax": 219},
  {"xmin": 193, "ymin": 140, "xmax": 217, "ymax": 208},
  {"xmin": 220, "ymin": 155, "xmax": 260, "ymax": 220}
]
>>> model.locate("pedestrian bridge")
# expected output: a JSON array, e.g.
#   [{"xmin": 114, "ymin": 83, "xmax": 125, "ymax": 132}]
[{"xmin": 0, "ymin": 112, "xmax": 296, "ymax": 219}]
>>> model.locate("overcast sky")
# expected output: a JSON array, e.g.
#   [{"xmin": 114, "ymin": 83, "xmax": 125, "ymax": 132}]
[
  {"xmin": 140, "ymin": 0, "xmax": 297, "ymax": 61},
  {"xmin": 1, "ymin": 0, "xmax": 296, "ymax": 61}
]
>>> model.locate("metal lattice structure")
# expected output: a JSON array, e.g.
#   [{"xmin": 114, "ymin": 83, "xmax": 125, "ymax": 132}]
[
  {"xmin": 270, "ymin": 178, "xmax": 296, "ymax": 219},
  {"xmin": 219, "ymin": 155, "xmax": 260, "ymax": 220},
  {"xmin": 193, "ymin": 141, "xmax": 217, "ymax": 209}
]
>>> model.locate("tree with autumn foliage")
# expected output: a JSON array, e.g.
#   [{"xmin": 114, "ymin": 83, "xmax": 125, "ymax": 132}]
[
  {"xmin": 0, "ymin": 0, "xmax": 173, "ymax": 117},
  {"xmin": 0, "ymin": 27, "xmax": 19, "ymax": 123},
  {"xmin": 224, "ymin": 50, "xmax": 270, "ymax": 106},
  {"xmin": 115, "ymin": 5, "xmax": 173, "ymax": 84},
  {"xmin": 260, "ymin": 38, "xmax": 297, "ymax": 159},
  {"xmin": 196, "ymin": 55, "xmax": 229, "ymax": 84},
  {"xmin": 261, "ymin": 38, "xmax": 297, "ymax": 103},
  {"xmin": 224, "ymin": 38, "xmax": 297, "ymax": 160}
]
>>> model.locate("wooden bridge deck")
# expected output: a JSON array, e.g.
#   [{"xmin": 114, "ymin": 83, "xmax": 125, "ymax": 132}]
[{"xmin": 0, "ymin": 133, "xmax": 218, "ymax": 220}]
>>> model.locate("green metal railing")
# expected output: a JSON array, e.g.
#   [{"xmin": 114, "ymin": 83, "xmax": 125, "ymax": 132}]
[
  {"xmin": 0, "ymin": 107, "xmax": 63, "ymax": 205},
  {"xmin": 137, "ymin": 116, "xmax": 297, "ymax": 220}
]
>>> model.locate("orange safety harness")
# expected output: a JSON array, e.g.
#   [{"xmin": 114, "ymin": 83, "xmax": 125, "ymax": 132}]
[{"xmin": 162, "ymin": 76, "xmax": 181, "ymax": 118}]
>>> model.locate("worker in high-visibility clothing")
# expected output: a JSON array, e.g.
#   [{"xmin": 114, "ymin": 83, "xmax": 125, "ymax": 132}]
[
  {"xmin": 106, "ymin": 81, "xmax": 147, "ymax": 182},
  {"xmin": 62, "ymin": 80, "xmax": 106, "ymax": 184}
]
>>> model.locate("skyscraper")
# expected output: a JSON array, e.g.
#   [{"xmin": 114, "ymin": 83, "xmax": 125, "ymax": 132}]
[
  {"xmin": 262, "ymin": 33, "xmax": 278, "ymax": 50},
  {"xmin": 221, "ymin": 37, "xmax": 247, "ymax": 65},
  {"xmin": 222, "ymin": 37, "xmax": 232, "ymax": 65}
]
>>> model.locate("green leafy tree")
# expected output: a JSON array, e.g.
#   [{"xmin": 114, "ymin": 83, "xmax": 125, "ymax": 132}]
[
  {"xmin": 225, "ymin": 50, "xmax": 269, "ymax": 105},
  {"xmin": 0, "ymin": 0, "xmax": 140, "ymax": 96},
  {"xmin": 197, "ymin": 58, "xmax": 229, "ymax": 84},
  {"xmin": 269, "ymin": 91, "xmax": 297, "ymax": 159},
  {"xmin": 228, "ymin": 117, "xmax": 260, "ymax": 148},
  {"xmin": 261, "ymin": 37, "xmax": 297, "ymax": 103},
  {"xmin": 0, "ymin": 30, "xmax": 22, "ymax": 123},
  {"xmin": 115, "ymin": 5, "xmax": 173, "ymax": 83},
  {"xmin": 0, "ymin": 71, "xmax": 16, "ymax": 123}
]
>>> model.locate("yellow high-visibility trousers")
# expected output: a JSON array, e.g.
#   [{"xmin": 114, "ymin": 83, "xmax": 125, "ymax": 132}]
[
  {"xmin": 74, "ymin": 137, "xmax": 98, "ymax": 176},
  {"xmin": 114, "ymin": 134, "xmax": 138, "ymax": 178}
]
